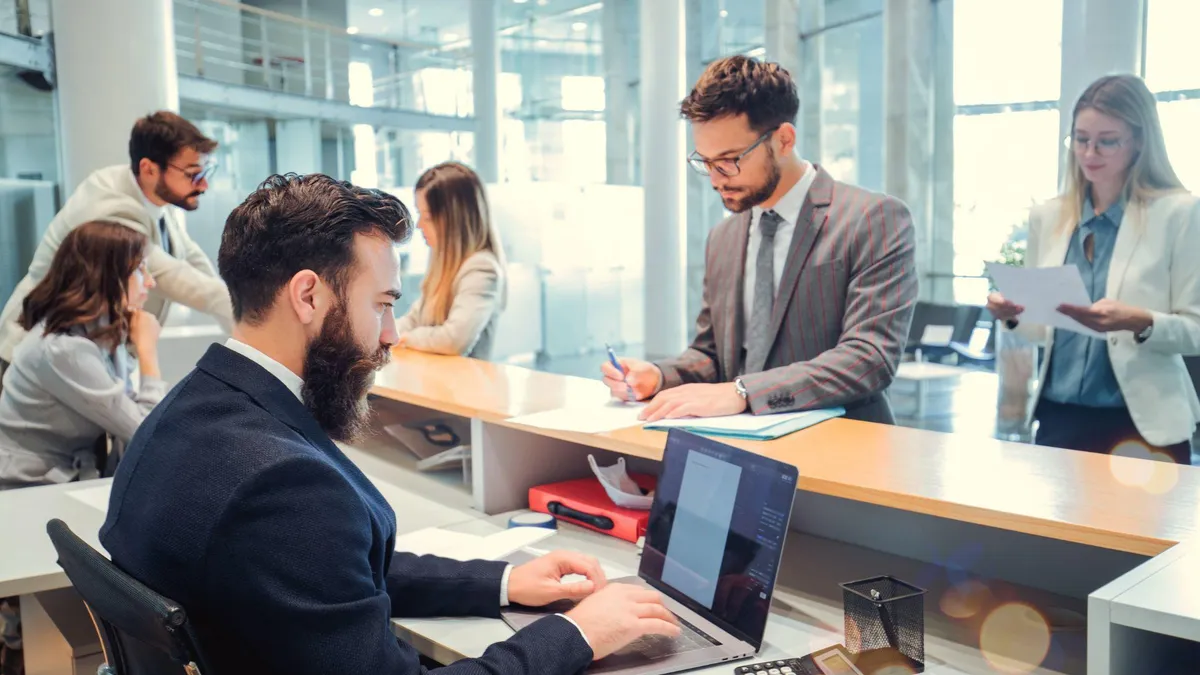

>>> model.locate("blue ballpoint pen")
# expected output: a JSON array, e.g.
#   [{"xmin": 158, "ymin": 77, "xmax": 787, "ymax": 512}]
[{"xmin": 605, "ymin": 343, "xmax": 635, "ymax": 402}]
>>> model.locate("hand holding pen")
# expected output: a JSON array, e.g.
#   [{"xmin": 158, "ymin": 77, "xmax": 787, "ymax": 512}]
[
  {"xmin": 600, "ymin": 345, "xmax": 664, "ymax": 402},
  {"xmin": 605, "ymin": 344, "xmax": 635, "ymax": 401}
]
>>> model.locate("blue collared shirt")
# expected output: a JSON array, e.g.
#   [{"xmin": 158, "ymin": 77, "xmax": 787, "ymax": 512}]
[{"xmin": 1043, "ymin": 198, "xmax": 1126, "ymax": 408}]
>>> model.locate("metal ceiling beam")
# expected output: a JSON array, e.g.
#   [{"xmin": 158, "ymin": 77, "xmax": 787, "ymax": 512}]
[{"xmin": 178, "ymin": 75, "xmax": 474, "ymax": 131}]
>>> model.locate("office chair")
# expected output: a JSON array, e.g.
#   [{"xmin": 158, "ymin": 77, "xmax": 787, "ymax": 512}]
[
  {"xmin": 45, "ymin": 519, "xmax": 210, "ymax": 675},
  {"xmin": 906, "ymin": 302, "xmax": 982, "ymax": 363},
  {"xmin": 948, "ymin": 308, "xmax": 998, "ymax": 369}
]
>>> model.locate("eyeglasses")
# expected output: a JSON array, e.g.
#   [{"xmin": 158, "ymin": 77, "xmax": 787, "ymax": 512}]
[
  {"xmin": 167, "ymin": 159, "xmax": 219, "ymax": 186},
  {"xmin": 687, "ymin": 129, "xmax": 776, "ymax": 177},
  {"xmin": 1066, "ymin": 134, "xmax": 1128, "ymax": 157}
]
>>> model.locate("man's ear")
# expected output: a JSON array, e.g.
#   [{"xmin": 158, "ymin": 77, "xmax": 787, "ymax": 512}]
[
  {"xmin": 287, "ymin": 270, "xmax": 324, "ymax": 326},
  {"xmin": 775, "ymin": 122, "xmax": 797, "ymax": 156},
  {"xmin": 138, "ymin": 158, "xmax": 160, "ymax": 180}
]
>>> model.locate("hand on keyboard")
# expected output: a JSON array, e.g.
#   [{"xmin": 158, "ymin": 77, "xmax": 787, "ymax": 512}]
[
  {"xmin": 617, "ymin": 619, "xmax": 714, "ymax": 661},
  {"xmin": 566, "ymin": 583, "xmax": 681, "ymax": 660}
]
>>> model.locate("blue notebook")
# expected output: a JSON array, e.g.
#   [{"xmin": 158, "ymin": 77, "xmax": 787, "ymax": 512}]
[{"xmin": 643, "ymin": 407, "xmax": 846, "ymax": 440}]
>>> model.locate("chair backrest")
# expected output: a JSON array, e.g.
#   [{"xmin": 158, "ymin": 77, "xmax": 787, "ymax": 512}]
[
  {"xmin": 906, "ymin": 302, "xmax": 982, "ymax": 351},
  {"xmin": 45, "ymin": 519, "xmax": 210, "ymax": 675}
]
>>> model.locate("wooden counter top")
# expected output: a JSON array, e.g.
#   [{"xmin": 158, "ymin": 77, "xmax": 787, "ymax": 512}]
[{"xmin": 373, "ymin": 350, "xmax": 1200, "ymax": 556}]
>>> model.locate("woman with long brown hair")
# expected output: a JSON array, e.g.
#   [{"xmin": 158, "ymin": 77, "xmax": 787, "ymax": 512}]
[
  {"xmin": 396, "ymin": 162, "xmax": 507, "ymax": 358},
  {"xmin": 0, "ymin": 220, "xmax": 164, "ymax": 488},
  {"xmin": 988, "ymin": 74, "xmax": 1200, "ymax": 464}
]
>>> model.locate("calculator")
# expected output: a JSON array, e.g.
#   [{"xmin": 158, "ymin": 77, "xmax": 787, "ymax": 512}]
[{"xmin": 733, "ymin": 646, "xmax": 865, "ymax": 675}]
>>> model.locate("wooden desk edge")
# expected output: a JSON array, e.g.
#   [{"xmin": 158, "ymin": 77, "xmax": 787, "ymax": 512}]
[
  {"xmin": 371, "ymin": 363, "xmax": 1189, "ymax": 558},
  {"xmin": 370, "ymin": 385, "xmax": 512, "ymax": 424},
  {"xmin": 493, "ymin": 418, "xmax": 1178, "ymax": 558}
]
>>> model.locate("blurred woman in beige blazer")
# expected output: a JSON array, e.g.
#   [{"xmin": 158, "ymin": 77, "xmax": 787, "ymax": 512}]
[
  {"xmin": 989, "ymin": 74, "xmax": 1200, "ymax": 464},
  {"xmin": 395, "ymin": 162, "xmax": 506, "ymax": 359}
]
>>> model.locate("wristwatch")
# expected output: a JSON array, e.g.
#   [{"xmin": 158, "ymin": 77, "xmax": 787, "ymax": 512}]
[
  {"xmin": 733, "ymin": 377, "xmax": 749, "ymax": 400},
  {"xmin": 1136, "ymin": 322, "xmax": 1154, "ymax": 344}
]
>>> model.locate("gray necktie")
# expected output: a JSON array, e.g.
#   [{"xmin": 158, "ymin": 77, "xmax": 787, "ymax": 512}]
[
  {"xmin": 159, "ymin": 216, "xmax": 173, "ymax": 256},
  {"xmin": 745, "ymin": 211, "xmax": 783, "ymax": 374}
]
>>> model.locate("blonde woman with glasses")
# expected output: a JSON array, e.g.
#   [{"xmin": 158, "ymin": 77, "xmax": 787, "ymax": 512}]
[
  {"xmin": 396, "ymin": 162, "xmax": 507, "ymax": 359},
  {"xmin": 988, "ymin": 74, "xmax": 1200, "ymax": 464}
]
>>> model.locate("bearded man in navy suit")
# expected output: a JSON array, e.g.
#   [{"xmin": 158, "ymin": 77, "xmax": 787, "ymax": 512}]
[{"xmin": 101, "ymin": 173, "xmax": 678, "ymax": 674}]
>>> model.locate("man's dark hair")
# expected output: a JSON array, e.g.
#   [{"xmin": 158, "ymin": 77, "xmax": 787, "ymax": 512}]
[
  {"xmin": 218, "ymin": 173, "xmax": 413, "ymax": 324},
  {"xmin": 679, "ymin": 55, "xmax": 799, "ymax": 133},
  {"xmin": 128, "ymin": 111, "xmax": 219, "ymax": 176}
]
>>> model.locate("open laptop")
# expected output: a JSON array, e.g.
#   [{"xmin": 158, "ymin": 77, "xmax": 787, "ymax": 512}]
[{"xmin": 502, "ymin": 429, "xmax": 799, "ymax": 675}]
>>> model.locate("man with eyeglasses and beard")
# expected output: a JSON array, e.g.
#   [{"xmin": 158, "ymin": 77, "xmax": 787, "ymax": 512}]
[
  {"xmin": 602, "ymin": 56, "xmax": 918, "ymax": 426},
  {"xmin": 0, "ymin": 111, "xmax": 232, "ymax": 374},
  {"xmin": 100, "ymin": 174, "xmax": 680, "ymax": 674}
]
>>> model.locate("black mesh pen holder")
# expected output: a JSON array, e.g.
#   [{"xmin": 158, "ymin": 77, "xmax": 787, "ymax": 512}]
[{"xmin": 840, "ymin": 575, "xmax": 927, "ymax": 674}]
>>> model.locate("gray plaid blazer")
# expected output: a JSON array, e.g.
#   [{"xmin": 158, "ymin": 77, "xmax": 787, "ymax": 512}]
[{"xmin": 655, "ymin": 166, "xmax": 918, "ymax": 425}]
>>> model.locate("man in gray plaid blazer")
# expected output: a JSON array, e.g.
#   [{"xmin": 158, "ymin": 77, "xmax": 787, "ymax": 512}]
[{"xmin": 603, "ymin": 56, "xmax": 917, "ymax": 425}]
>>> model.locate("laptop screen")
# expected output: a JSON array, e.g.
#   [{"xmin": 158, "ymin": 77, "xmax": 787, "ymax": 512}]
[{"xmin": 639, "ymin": 430, "xmax": 799, "ymax": 649}]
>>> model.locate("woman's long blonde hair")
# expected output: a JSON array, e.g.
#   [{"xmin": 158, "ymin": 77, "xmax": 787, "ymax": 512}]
[
  {"xmin": 1059, "ymin": 74, "xmax": 1185, "ymax": 231},
  {"xmin": 415, "ymin": 162, "xmax": 506, "ymax": 325}
]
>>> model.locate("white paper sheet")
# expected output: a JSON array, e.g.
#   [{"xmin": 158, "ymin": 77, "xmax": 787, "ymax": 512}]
[
  {"xmin": 985, "ymin": 263, "xmax": 1103, "ymax": 338},
  {"xmin": 67, "ymin": 484, "xmax": 112, "ymax": 512},
  {"xmin": 506, "ymin": 401, "xmax": 646, "ymax": 434},
  {"xmin": 394, "ymin": 528, "xmax": 481, "ymax": 557},
  {"xmin": 395, "ymin": 526, "xmax": 556, "ymax": 560}
]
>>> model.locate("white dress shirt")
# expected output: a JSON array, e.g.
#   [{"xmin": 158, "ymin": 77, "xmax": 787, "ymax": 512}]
[
  {"xmin": 221, "ymin": 338, "xmax": 566, "ymax": 633},
  {"xmin": 743, "ymin": 161, "xmax": 816, "ymax": 344},
  {"xmin": 225, "ymin": 338, "xmax": 304, "ymax": 400}
]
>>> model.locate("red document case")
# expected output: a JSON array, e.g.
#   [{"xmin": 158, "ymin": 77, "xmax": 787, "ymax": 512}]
[{"xmin": 528, "ymin": 474, "xmax": 656, "ymax": 543}]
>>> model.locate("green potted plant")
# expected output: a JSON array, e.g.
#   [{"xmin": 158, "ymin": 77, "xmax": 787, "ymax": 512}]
[{"xmin": 988, "ymin": 225, "xmax": 1037, "ymax": 442}]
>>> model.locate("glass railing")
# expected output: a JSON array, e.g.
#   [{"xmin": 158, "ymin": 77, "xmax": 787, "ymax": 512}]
[{"xmin": 173, "ymin": 0, "xmax": 473, "ymax": 118}]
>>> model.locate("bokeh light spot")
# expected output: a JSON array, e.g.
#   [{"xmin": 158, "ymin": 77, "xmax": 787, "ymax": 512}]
[
  {"xmin": 980, "ymin": 603, "xmax": 1051, "ymax": 674},
  {"xmin": 939, "ymin": 579, "xmax": 993, "ymax": 620}
]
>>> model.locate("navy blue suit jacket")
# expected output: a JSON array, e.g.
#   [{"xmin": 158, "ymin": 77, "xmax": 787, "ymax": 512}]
[{"xmin": 100, "ymin": 344, "xmax": 592, "ymax": 674}]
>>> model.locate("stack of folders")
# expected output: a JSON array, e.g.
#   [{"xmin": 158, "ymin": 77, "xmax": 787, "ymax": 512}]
[{"xmin": 643, "ymin": 407, "xmax": 846, "ymax": 440}]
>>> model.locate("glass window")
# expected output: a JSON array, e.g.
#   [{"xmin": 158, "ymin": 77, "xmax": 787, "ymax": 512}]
[
  {"xmin": 952, "ymin": 0, "xmax": 1063, "ymax": 304},
  {"xmin": 817, "ymin": 9, "xmax": 884, "ymax": 191},
  {"xmin": 953, "ymin": 110, "xmax": 1060, "ymax": 276},
  {"xmin": 1144, "ymin": 0, "xmax": 1200, "ymax": 194},
  {"xmin": 561, "ymin": 75, "xmax": 605, "ymax": 112},
  {"xmin": 410, "ymin": 68, "xmax": 521, "ymax": 117},
  {"xmin": 348, "ymin": 62, "xmax": 374, "ymax": 107},
  {"xmin": 953, "ymin": 0, "xmax": 1062, "ymax": 106},
  {"xmin": 412, "ymin": 67, "xmax": 473, "ymax": 117},
  {"xmin": 1143, "ymin": 0, "xmax": 1200, "ymax": 93},
  {"xmin": 351, "ymin": 124, "xmax": 378, "ymax": 188},
  {"xmin": 1157, "ymin": 99, "xmax": 1200, "ymax": 194},
  {"xmin": 561, "ymin": 120, "xmax": 607, "ymax": 184},
  {"xmin": 0, "ymin": 66, "xmax": 58, "ymax": 183}
]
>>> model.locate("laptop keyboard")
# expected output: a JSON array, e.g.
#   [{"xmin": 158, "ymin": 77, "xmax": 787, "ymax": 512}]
[{"xmin": 617, "ymin": 615, "xmax": 720, "ymax": 661}]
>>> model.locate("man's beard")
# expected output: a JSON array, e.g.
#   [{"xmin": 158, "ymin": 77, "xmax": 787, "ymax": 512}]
[
  {"xmin": 718, "ymin": 149, "xmax": 782, "ymax": 214},
  {"xmin": 301, "ymin": 301, "xmax": 391, "ymax": 443},
  {"xmin": 154, "ymin": 178, "xmax": 204, "ymax": 212}
]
